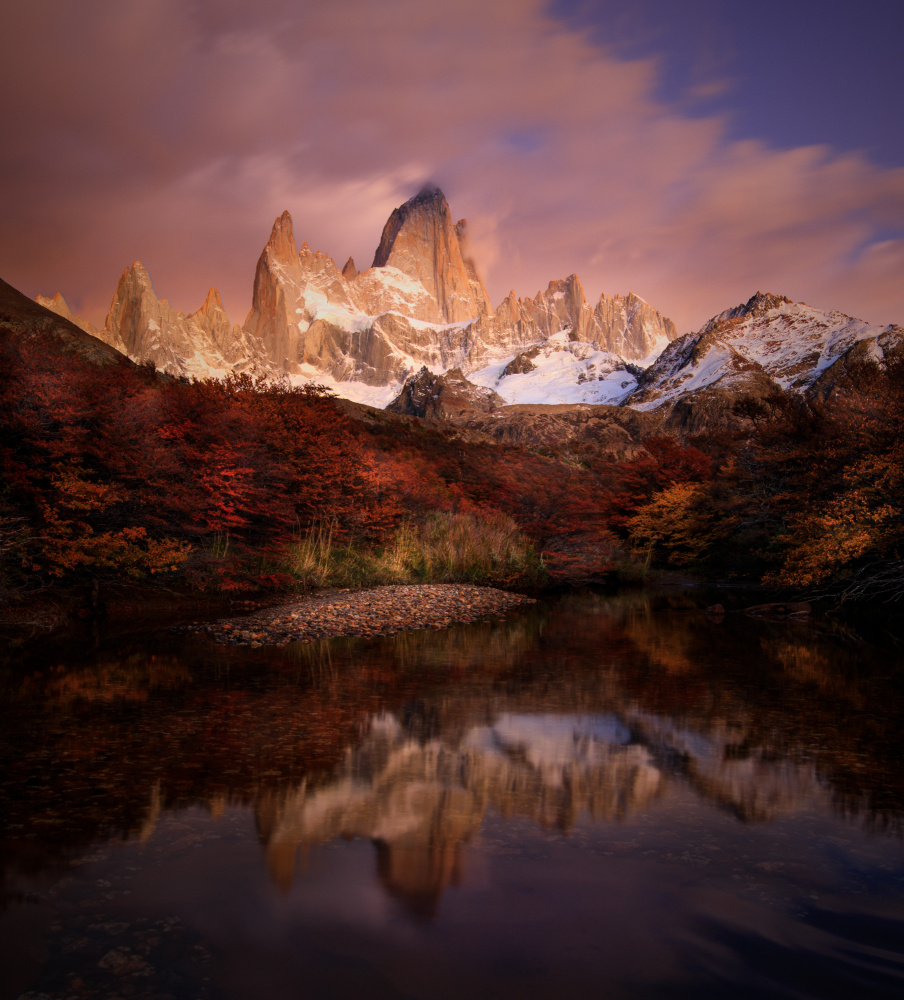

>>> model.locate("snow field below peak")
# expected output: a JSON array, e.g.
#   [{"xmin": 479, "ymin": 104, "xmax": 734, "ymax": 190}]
[
  {"xmin": 470, "ymin": 339, "xmax": 640, "ymax": 407},
  {"xmin": 290, "ymin": 368, "xmax": 402, "ymax": 408}
]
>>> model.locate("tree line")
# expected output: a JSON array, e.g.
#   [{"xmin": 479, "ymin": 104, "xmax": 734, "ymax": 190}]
[{"xmin": 1, "ymin": 327, "xmax": 900, "ymax": 606}]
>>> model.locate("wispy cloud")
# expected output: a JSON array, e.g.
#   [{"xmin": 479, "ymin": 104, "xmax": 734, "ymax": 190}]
[{"xmin": 1, "ymin": 0, "xmax": 901, "ymax": 331}]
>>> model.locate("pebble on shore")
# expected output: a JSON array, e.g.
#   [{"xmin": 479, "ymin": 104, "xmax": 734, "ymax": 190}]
[{"xmin": 182, "ymin": 584, "xmax": 536, "ymax": 647}]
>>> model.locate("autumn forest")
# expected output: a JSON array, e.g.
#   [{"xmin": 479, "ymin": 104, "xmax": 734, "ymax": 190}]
[{"xmin": 2, "ymin": 316, "xmax": 901, "ymax": 619}]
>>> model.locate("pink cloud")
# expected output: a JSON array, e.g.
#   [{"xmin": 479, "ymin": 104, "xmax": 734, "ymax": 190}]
[{"xmin": 1, "ymin": 0, "xmax": 901, "ymax": 333}]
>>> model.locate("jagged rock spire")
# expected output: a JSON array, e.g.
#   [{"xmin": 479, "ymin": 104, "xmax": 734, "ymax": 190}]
[
  {"xmin": 265, "ymin": 210, "xmax": 298, "ymax": 263},
  {"xmin": 199, "ymin": 287, "xmax": 224, "ymax": 316},
  {"xmin": 372, "ymin": 187, "xmax": 491, "ymax": 323}
]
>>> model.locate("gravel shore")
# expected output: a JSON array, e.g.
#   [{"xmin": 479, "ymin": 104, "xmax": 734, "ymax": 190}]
[{"xmin": 181, "ymin": 583, "xmax": 536, "ymax": 646}]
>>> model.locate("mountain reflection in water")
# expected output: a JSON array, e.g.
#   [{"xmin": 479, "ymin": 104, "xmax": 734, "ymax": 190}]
[
  {"xmin": 255, "ymin": 711, "xmax": 664, "ymax": 911},
  {"xmin": 1, "ymin": 589, "xmax": 903, "ymax": 999},
  {"xmin": 252, "ymin": 705, "xmax": 830, "ymax": 916}
]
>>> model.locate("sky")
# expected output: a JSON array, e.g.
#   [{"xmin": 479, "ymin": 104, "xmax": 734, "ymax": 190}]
[{"xmin": 1, "ymin": 0, "xmax": 902, "ymax": 334}]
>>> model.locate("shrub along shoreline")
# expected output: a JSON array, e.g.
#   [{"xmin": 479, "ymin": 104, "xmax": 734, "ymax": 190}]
[{"xmin": 279, "ymin": 511, "xmax": 546, "ymax": 591}]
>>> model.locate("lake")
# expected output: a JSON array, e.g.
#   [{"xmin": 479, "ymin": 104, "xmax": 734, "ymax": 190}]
[{"xmin": 2, "ymin": 588, "xmax": 903, "ymax": 999}]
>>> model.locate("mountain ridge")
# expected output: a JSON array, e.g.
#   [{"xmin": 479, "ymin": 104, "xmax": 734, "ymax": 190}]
[
  {"xmin": 36, "ymin": 188, "xmax": 679, "ymax": 403},
  {"xmin": 629, "ymin": 291, "xmax": 904, "ymax": 416},
  {"xmin": 32, "ymin": 189, "xmax": 903, "ymax": 423}
]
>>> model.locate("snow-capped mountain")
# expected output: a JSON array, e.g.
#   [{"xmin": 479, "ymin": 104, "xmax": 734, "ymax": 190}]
[
  {"xmin": 629, "ymin": 291, "xmax": 904, "ymax": 412},
  {"xmin": 37, "ymin": 187, "xmax": 678, "ymax": 406},
  {"xmin": 387, "ymin": 289, "xmax": 903, "ymax": 426},
  {"xmin": 35, "ymin": 189, "xmax": 901, "ymax": 421}
]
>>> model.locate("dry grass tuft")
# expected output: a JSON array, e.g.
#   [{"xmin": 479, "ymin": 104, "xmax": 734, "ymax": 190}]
[{"xmin": 282, "ymin": 512, "xmax": 544, "ymax": 590}]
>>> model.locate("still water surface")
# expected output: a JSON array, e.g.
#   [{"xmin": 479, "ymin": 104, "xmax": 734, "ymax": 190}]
[{"xmin": 1, "ymin": 589, "xmax": 903, "ymax": 999}]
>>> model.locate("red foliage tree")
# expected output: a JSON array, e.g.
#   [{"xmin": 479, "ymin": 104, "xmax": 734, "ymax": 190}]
[{"xmin": 603, "ymin": 435, "xmax": 713, "ymax": 529}]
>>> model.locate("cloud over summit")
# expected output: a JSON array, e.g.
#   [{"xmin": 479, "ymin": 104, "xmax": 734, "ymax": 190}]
[{"xmin": 1, "ymin": 0, "xmax": 902, "ymax": 331}]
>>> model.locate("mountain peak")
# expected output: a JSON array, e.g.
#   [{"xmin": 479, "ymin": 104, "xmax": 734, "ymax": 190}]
[
  {"xmin": 701, "ymin": 291, "xmax": 797, "ymax": 337},
  {"xmin": 372, "ymin": 189, "xmax": 449, "ymax": 270},
  {"xmin": 741, "ymin": 291, "xmax": 792, "ymax": 317},
  {"xmin": 413, "ymin": 184, "xmax": 447, "ymax": 205},
  {"xmin": 116, "ymin": 261, "xmax": 154, "ymax": 294},
  {"xmin": 35, "ymin": 292, "xmax": 74, "ymax": 321},
  {"xmin": 266, "ymin": 210, "xmax": 298, "ymax": 263},
  {"xmin": 371, "ymin": 189, "xmax": 490, "ymax": 323},
  {"xmin": 200, "ymin": 288, "xmax": 224, "ymax": 316}
]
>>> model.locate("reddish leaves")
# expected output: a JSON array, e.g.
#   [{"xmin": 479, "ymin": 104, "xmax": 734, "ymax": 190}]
[
  {"xmin": 8, "ymin": 321, "xmax": 895, "ymax": 601},
  {"xmin": 0, "ymin": 335, "xmax": 371, "ymax": 591}
]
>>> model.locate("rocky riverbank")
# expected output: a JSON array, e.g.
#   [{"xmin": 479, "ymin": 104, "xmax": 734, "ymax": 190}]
[{"xmin": 180, "ymin": 583, "xmax": 536, "ymax": 646}]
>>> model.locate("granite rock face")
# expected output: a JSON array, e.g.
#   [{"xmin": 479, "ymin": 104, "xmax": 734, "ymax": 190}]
[
  {"xmin": 243, "ymin": 210, "xmax": 307, "ymax": 370},
  {"xmin": 102, "ymin": 262, "xmax": 263, "ymax": 377},
  {"xmin": 595, "ymin": 291, "xmax": 678, "ymax": 360},
  {"xmin": 372, "ymin": 186, "xmax": 491, "ymax": 324},
  {"xmin": 240, "ymin": 204, "xmax": 476, "ymax": 384},
  {"xmin": 386, "ymin": 365, "xmax": 505, "ymax": 420}
]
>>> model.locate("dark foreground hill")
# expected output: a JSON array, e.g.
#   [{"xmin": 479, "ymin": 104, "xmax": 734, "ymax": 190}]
[{"xmin": 1, "ymin": 276, "xmax": 128, "ymax": 367}]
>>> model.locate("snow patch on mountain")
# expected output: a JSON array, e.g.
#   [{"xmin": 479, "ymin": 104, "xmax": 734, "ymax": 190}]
[
  {"xmin": 628, "ymin": 293, "xmax": 904, "ymax": 411},
  {"xmin": 470, "ymin": 331, "xmax": 641, "ymax": 405},
  {"xmin": 289, "ymin": 369, "xmax": 402, "ymax": 407}
]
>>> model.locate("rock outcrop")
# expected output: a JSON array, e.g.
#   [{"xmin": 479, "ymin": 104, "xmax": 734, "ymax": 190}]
[
  {"xmin": 102, "ymin": 262, "xmax": 262, "ymax": 377},
  {"xmin": 372, "ymin": 186, "xmax": 491, "ymax": 324},
  {"xmin": 444, "ymin": 403, "xmax": 661, "ymax": 456},
  {"xmin": 386, "ymin": 366, "xmax": 504, "ymax": 420}
]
